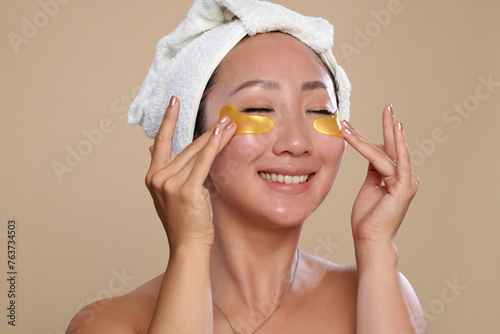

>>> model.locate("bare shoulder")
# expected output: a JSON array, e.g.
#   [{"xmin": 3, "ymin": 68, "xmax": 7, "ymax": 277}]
[
  {"xmin": 67, "ymin": 273, "xmax": 164, "ymax": 334},
  {"xmin": 298, "ymin": 251, "xmax": 359, "ymax": 300},
  {"xmin": 294, "ymin": 251, "xmax": 358, "ymax": 331},
  {"xmin": 399, "ymin": 272, "xmax": 428, "ymax": 333},
  {"xmin": 301, "ymin": 251, "xmax": 426, "ymax": 332},
  {"xmin": 299, "ymin": 250, "xmax": 358, "ymax": 284},
  {"xmin": 302, "ymin": 250, "xmax": 424, "ymax": 296}
]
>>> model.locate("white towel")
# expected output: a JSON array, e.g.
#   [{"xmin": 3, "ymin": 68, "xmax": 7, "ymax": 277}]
[{"xmin": 128, "ymin": 0, "xmax": 351, "ymax": 155}]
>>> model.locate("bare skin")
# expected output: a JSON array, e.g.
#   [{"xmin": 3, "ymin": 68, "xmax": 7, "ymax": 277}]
[
  {"xmin": 68, "ymin": 258, "xmax": 423, "ymax": 333},
  {"xmin": 68, "ymin": 33, "xmax": 427, "ymax": 334}
]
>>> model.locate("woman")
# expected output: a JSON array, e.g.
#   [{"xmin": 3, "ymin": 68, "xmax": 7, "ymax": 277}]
[{"xmin": 69, "ymin": 1, "xmax": 426, "ymax": 333}]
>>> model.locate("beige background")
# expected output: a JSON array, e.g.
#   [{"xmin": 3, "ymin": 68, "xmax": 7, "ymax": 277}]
[{"xmin": 1, "ymin": 0, "xmax": 499, "ymax": 333}]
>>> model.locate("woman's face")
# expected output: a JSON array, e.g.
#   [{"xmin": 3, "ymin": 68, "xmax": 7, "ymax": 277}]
[{"xmin": 205, "ymin": 32, "xmax": 345, "ymax": 227}]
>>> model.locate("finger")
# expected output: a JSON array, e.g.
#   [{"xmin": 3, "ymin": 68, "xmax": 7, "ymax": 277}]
[
  {"xmin": 176, "ymin": 120, "xmax": 237, "ymax": 185},
  {"xmin": 149, "ymin": 96, "xmax": 180, "ymax": 175},
  {"xmin": 166, "ymin": 115, "xmax": 231, "ymax": 176},
  {"xmin": 150, "ymin": 118, "xmax": 236, "ymax": 188},
  {"xmin": 363, "ymin": 162, "xmax": 384, "ymax": 187},
  {"xmin": 186, "ymin": 126, "xmax": 226, "ymax": 187},
  {"xmin": 394, "ymin": 122, "xmax": 413, "ymax": 184},
  {"xmin": 382, "ymin": 105, "xmax": 396, "ymax": 159},
  {"xmin": 342, "ymin": 121, "xmax": 396, "ymax": 177},
  {"xmin": 343, "ymin": 121, "xmax": 382, "ymax": 153}
]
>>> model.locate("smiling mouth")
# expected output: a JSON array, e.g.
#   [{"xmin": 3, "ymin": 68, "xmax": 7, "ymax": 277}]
[{"xmin": 259, "ymin": 172, "xmax": 311, "ymax": 184}]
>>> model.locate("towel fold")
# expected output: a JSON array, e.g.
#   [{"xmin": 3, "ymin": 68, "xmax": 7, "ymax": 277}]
[{"xmin": 128, "ymin": 0, "xmax": 351, "ymax": 155}]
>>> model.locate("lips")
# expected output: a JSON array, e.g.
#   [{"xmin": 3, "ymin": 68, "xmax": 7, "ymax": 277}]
[{"xmin": 258, "ymin": 172, "xmax": 311, "ymax": 184}]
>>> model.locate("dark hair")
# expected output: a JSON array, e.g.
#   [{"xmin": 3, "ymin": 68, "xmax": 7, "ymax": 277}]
[{"xmin": 194, "ymin": 65, "xmax": 221, "ymax": 139}]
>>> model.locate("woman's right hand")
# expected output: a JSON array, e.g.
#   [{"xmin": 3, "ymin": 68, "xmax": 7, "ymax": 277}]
[{"xmin": 145, "ymin": 96, "xmax": 236, "ymax": 250}]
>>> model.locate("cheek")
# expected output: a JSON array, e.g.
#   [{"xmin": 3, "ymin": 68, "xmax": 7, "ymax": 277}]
[
  {"xmin": 317, "ymin": 136, "xmax": 345, "ymax": 170},
  {"xmin": 226, "ymin": 134, "xmax": 272, "ymax": 166},
  {"xmin": 209, "ymin": 134, "xmax": 272, "ymax": 185}
]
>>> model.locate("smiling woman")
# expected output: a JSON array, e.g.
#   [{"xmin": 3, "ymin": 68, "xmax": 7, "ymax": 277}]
[
  {"xmin": 68, "ymin": 0, "xmax": 426, "ymax": 333},
  {"xmin": 205, "ymin": 33, "xmax": 346, "ymax": 231}
]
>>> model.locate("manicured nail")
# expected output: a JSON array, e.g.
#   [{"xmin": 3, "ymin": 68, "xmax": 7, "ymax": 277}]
[
  {"xmin": 344, "ymin": 127, "xmax": 353, "ymax": 135},
  {"xmin": 388, "ymin": 104, "xmax": 394, "ymax": 116},
  {"xmin": 169, "ymin": 96, "xmax": 176, "ymax": 107},
  {"xmin": 225, "ymin": 121, "xmax": 235, "ymax": 130},
  {"xmin": 219, "ymin": 115, "xmax": 229, "ymax": 124},
  {"xmin": 341, "ymin": 120, "xmax": 352, "ymax": 129},
  {"xmin": 213, "ymin": 126, "xmax": 221, "ymax": 136},
  {"xmin": 397, "ymin": 121, "xmax": 403, "ymax": 131},
  {"xmin": 149, "ymin": 145, "xmax": 154, "ymax": 154}
]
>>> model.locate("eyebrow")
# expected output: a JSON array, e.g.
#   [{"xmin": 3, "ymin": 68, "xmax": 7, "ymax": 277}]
[
  {"xmin": 301, "ymin": 81, "xmax": 328, "ymax": 91},
  {"xmin": 228, "ymin": 79, "xmax": 329, "ymax": 97},
  {"xmin": 228, "ymin": 79, "xmax": 280, "ymax": 97}
]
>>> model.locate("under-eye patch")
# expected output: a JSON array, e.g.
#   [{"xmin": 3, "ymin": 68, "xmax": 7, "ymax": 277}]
[
  {"xmin": 313, "ymin": 110, "xmax": 344, "ymax": 138},
  {"xmin": 217, "ymin": 105, "xmax": 274, "ymax": 135}
]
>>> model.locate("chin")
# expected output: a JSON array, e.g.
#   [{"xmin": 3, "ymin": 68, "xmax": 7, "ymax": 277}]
[{"xmin": 211, "ymin": 183, "xmax": 323, "ymax": 231}]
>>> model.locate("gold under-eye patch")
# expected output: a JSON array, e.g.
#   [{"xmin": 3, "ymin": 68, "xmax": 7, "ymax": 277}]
[
  {"xmin": 313, "ymin": 110, "xmax": 344, "ymax": 138},
  {"xmin": 217, "ymin": 105, "xmax": 274, "ymax": 135}
]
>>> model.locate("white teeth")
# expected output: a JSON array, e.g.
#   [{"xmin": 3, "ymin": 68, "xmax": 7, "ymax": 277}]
[{"xmin": 259, "ymin": 172, "xmax": 310, "ymax": 184}]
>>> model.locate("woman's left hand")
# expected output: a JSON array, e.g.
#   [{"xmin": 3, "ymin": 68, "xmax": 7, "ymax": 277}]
[{"xmin": 341, "ymin": 105, "xmax": 420, "ymax": 246}]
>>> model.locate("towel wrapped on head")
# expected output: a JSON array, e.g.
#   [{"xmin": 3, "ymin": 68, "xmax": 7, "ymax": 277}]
[{"xmin": 128, "ymin": 0, "xmax": 351, "ymax": 155}]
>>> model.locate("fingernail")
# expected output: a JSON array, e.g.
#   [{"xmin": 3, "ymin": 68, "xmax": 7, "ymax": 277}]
[
  {"xmin": 149, "ymin": 145, "xmax": 154, "ymax": 154},
  {"xmin": 388, "ymin": 104, "xmax": 394, "ymax": 116},
  {"xmin": 213, "ymin": 126, "xmax": 221, "ymax": 136},
  {"xmin": 225, "ymin": 122, "xmax": 235, "ymax": 130},
  {"xmin": 342, "ymin": 120, "xmax": 352, "ymax": 129},
  {"xmin": 219, "ymin": 115, "xmax": 229, "ymax": 124},
  {"xmin": 344, "ymin": 127, "xmax": 353, "ymax": 135},
  {"xmin": 169, "ymin": 96, "xmax": 176, "ymax": 107},
  {"xmin": 397, "ymin": 121, "xmax": 403, "ymax": 131}
]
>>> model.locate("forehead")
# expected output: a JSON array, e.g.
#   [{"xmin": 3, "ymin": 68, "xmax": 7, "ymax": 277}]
[{"xmin": 217, "ymin": 32, "xmax": 334, "ymax": 91}]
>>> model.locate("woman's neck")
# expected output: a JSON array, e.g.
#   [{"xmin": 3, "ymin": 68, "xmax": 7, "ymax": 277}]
[{"xmin": 210, "ymin": 211, "xmax": 302, "ymax": 313}]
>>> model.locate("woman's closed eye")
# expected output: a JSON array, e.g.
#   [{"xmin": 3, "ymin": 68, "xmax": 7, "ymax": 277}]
[
  {"xmin": 308, "ymin": 109, "xmax": 335, "ymax": 116},
  {"xmin": 241, "ymin": 108, "xmax": 335, "ymax": 116},
  {"xmin": 241, "ymin": 107, "xmax": 274, "ymax": 113}
]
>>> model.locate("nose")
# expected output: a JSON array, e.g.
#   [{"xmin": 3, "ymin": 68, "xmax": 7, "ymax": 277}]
[{"xmin": 272, "ymin": 118, "xmax": 313, "ymax": 156}]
